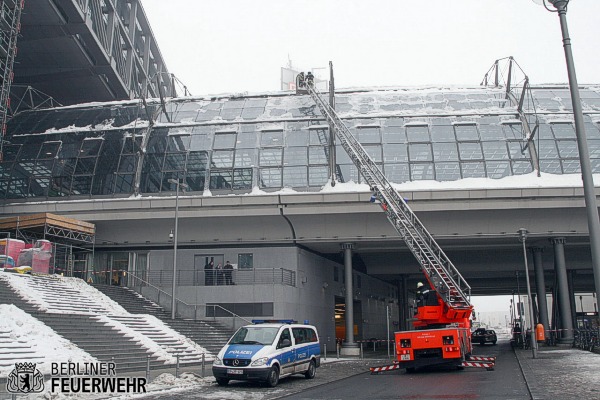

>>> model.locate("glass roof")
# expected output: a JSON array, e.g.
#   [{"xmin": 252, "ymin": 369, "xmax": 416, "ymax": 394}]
[{"xmin": 1, "ymin": 86, "xmax": 599, "ymax": 201}]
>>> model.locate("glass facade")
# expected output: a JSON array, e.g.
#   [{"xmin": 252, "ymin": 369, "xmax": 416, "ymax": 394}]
[{"xmin": 1, "ymin": 88, "xmax": 600, "ymax": 200}]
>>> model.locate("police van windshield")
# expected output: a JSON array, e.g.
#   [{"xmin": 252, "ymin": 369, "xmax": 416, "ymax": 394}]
[{"xmin": 230, "ymin": 326, "xmax": 279, "ymax": 345}]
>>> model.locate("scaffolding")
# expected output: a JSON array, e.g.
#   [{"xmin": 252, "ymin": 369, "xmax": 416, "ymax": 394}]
[
  {"xmin": 0, "ymin": 0, "xmax": 24, "ymax": 161},
  {"xmin": 0, "ymin": 213, "xmax": 95, "ymax": 278}
]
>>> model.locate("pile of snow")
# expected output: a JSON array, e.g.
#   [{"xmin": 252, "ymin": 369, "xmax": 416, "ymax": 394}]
[{"xmin": 0, "ymin": 304, "xmax": 96, "ymax": 375}]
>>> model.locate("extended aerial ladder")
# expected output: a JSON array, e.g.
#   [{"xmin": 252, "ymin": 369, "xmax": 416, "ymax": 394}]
[
  {"xmin": 301, "ymin": 75, "xmax": 494, "ymax": 371},
  {"xmin": 304, "ymin": 79, "xmax": 472, "ymax": 322}
]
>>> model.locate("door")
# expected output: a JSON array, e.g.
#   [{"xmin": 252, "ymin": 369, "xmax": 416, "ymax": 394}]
[{"xmin": 276, "ymin": 328, "xmax": 295, "ymax": 376}]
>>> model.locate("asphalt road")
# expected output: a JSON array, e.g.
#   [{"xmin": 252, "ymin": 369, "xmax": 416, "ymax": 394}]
[
  {"xmin": 139, "ymin": 338, "xmax": 530, "ymax": 400},
  {"xmin": 280, "ymin": 340, "xmax": 529, "ymax": 400}
]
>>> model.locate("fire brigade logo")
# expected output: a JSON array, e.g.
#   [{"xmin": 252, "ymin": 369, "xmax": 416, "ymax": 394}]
[{"xmin": 6, "ymin": 362, "xmax": 45, "ymax": 394}]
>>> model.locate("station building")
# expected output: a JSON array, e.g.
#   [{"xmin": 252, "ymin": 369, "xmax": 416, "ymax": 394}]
[{"xmin": 2, "ymin": 81, "xmax": 600, "ymax": 348}]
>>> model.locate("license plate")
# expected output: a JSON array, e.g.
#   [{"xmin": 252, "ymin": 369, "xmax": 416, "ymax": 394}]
[
  {"xmin": 227, "ymin": 369, "xmax": 243, "ymax": 375},
  {"xmin": 400, "ymin": 354, "xmax": 411, "ymax": 361}
]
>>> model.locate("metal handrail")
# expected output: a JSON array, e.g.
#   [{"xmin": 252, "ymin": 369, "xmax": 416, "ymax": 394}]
[{"xmin": 126, "ymin": 272, "xmax": 252, "ymax": 328}]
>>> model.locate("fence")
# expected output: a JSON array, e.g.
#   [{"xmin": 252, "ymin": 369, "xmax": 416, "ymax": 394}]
[{"xmin": 144, "ymin": 268, "xmax": 296, "ymax": 287}]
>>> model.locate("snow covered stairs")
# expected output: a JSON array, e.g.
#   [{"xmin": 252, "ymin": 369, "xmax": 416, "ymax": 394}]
[
  {"xmin": 109, "ymin": 315, "xmax": 205, "ymax": 364},
  {"xmin": 0, "ymin": 329, "xmax": 45, "ymax": 369},
  {"xmin": 38, "ymin": 313, "xmax": 165, "ymax": 373},
  {"xmin": 92, "ymin": 284, "xmax": 232, "ymax": 354}
]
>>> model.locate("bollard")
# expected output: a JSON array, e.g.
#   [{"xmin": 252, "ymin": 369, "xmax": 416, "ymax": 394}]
[
  {"xmin": 360, "ymin": 342, "xmax": 363, "ymax": 359},
  {"xmin": 201, "ymin": 353, "xmax": 205, "ymax": 377},
  {"xmin": 146, "ymin": 355, "xmax": 151, "ymax": 382},
  {"xmin": 324, "ymin": 343, "xmax": 327, "ymax": 361},
  {"xmin": 373, "ymin": 340, "xmax": 376, "ymax": 352},
  {"xmin": 175, "ymin": 354, "xmax": 180, "ymax": 378},
  {"xmin": 336, "ymin": 342, "xmax": 340, "ymax": 359}
]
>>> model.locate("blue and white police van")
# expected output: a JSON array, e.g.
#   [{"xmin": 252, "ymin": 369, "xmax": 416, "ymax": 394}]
[{"xmin": 212, "ymin": 320, "xmax": 320, "ymax": 387}]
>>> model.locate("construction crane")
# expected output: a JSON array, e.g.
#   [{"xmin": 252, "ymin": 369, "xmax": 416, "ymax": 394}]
[{"xmin": 300, "ymin": 72, "xmax": 495, "ymax": 372}]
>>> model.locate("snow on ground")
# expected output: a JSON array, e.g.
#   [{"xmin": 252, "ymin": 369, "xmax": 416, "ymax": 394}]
[{"xmin": 0, "ymin": 304, "xmax": 97, "ymax": 375}]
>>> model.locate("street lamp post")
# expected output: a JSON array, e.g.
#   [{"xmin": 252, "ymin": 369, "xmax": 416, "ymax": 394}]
[
  {"xmin": 533, "ymin": 0, "xmax": 600, "ymax": 309},
  {"xmin": 518, "ymin": 228, "xmax": 538, "ymax": 358},
  {"xmin": 168, "ymin": 178, "xmax": 189, "ymax": 320}
]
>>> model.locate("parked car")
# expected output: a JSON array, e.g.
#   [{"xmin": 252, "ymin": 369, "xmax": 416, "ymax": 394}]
[
  {"xmin": 212, "ymin": 321, "xmax": 320, "ymax": 387},
  {"xmin": 472, "ymin": 328, "xmax": 497, "ymax": 345}
]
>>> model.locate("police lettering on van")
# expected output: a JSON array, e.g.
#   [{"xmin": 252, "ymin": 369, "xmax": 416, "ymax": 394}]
[{"xmin": 212, "ymin": 321, "xmax": 320, "ymax": 387}]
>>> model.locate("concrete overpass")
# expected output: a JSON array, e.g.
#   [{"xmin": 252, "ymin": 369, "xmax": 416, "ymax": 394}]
[{"xmin": 2, "ymin": 184, "xmax": 597, "ymax": 296}]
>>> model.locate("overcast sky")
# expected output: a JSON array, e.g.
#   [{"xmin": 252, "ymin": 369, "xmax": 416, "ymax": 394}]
[{"xmin": 140, "ymin": 0, "xmax": 600, "ymax": 96}]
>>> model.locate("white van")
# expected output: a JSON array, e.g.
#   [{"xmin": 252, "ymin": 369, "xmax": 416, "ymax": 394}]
[{"xmin": 212, "ymin": 322, "xmax": 320, "ymax": 387}]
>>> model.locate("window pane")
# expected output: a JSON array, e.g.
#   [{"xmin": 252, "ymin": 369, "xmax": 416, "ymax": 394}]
[
  {"xmin": 538, "ymin": 140, "xmax": 559, "ymax": 159},
  {"xmin": 185, "ymin": 170, "xmax": 206, "ymax": 191},
  {"xmin": 556, "ymin": 140, "xmax": 579, "ymax": 158},
  {"xmin": 433, "ymin": 143, "xmax": 458, "ymax": 161},
  {"xmin": 118, "ymin": 154, "xmax": 136, "ymax": 173},
  {"xmin": 283, "ymin": 166, "xmax": 307, "ymax": 187},
  {"xmin": 479, "ymin": 123, "xmax": 504, "ymax": 141},
  {"xmin": 259, "ymin": 149, "xmax": 283, "ymax": 166},
  {"xmin": 261, "ymin": 130, "xmax": 284, "ymax": 147},
  {"xmin": 383, "ymin": 144, "xmax": 408, "ymax": 163},
  {"xmin": 410, "ymin": 163, "xmax": 434, "ymax": 180},
  {"xmin": 233, "ymin": 168, "xmax": 252, "ymax": 190},
  {"xmin": 551, "ymin": 123, "xmax": 576, "ymax": 139},
  {"xmin": 114, "ymin": 174, "xmax": 134, "ymax": 194},
  {"xmin": 409, "ymin": 143, "xmax": 432, "ymax": 162},
  {"xmin": 187, "ymin": 151, "xmax": 209, "ymax": 170},
  {"xmin": 80, "ymin": 138, "xmax": 103, "ymax": 156},
  {"xmin": 259, "ymin": 168, "xmax": 282, "ymax": 188},
  {"xmin": 309, "ymin": 129, "xmax": 329, "ymax": 146},
  {"xmin": 71, "ymin": 175, "xmax": 93, "ymax": 195},
  {"xmin": 382, "ymin": 126, "xmax": 405, "ymax": 143},
  {"xmin": 540, "ymin": 160, "xmax": 562, "ymax": 174},
  {"xmin": 454, "ymin": 124, "xmax": 479, "ymax": 141},
  {"xmin": 363, "ymin": 145, "xmax": 382, "ymax": 162},
  {"xmin": 357, "ymin": 126, "xmax": 381, "ymax": 143},
  {"xmin": 435, "ymin": 162, "xmax": 460, "ymax": 181},
  {"xmin": 507, "ymin": 141, "xmax": 528, "ymax": 160},
  {"xmin": 512, "ymin": 160, "xmax": 533, "ymax": 174},
  {"xmin": 561, "ymin": 159, "xmax": 580, "ymax": 173},
  {"xmin": 74, "ymin": 158, "xmax": 98, "ymax": 175},
  {"xmin": 39, "ymin": 141, "xmax": 61, "ymax": 159},
  {"xmin": 238, "ymin": 253, "xmax": 253, "ymax": 269},
  {"xmin": 286, "ymin": 129, "xmax": 309, "ymax": 147},
  {"xmin": 309, "ymin": 166, "xmax": 328, "ymax": 186},
  {"xmin": 210, "ymin": 170, "xmax": 233, "ymax": 189},
  {"xmin": 406, "ymin": 125, "xmax": 430, "ymax": 142},
  {"xmin": 167, "ymin": 135, "xmax": 191, "ymax": 151},
  {"xmin": 214, "ymin": 132, "xmax": 237, "ymax": 149},
  {"xmin": 234, "ymin": 149, "xmax": 256, "ymax": 168},
  {"xmin": 458, "ymin": 143, "xmax": 483, "ymax": 160},
  {"xmin": 164, "ymin": 153, "xmax": 187, "ymax": 171},
  {"xmin": 482, "ymin": 141, "xmax": 509, "ymax": 160},
  {"xmin": 309, "ymin": 147, "xmax": 328, "ymax": 165},
  {"xmin": 587, "ymin": 139, "xmax": 600, "ymax": 158},
  {"xmin": 461, "ymin": 162, "xmax": 486, "ymax": 178},
  {"xmin": 502, "ymin": 123, "xmax": 522, "ymax": 140},
  {"xmin": 430, "ymin": 125, "xmax": 455, "ymax": 142},
  {"xmin": 486, "ymin": 161, "xmax": 511, "ymax": 178},
  {"xmin": 284, "ymin": 147, "xmax": 307, "ymax": 166},
  {"xmin": 211, "ymin": 150, "xmax": 234, "ymax": 168}
]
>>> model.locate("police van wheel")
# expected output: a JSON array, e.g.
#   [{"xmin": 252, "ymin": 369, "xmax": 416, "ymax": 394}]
[
  {"xmin": 304, "ymin": 360, "xmax": 316, "ymax": 379},
  {"xmin": 265, "ymin": 366, "xmax": 280, "ymax": 387},
  {"xmin": 216, "ymin": 378, "xmax": 229, "ymax": 386}
]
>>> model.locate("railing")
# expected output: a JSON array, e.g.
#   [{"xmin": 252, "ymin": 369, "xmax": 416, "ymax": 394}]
[
  {"xmin": 125, "ymin": 272, "xmax": 252, "ymax": 331},
  {"xmin": 144, "ymin": 268, "xmax": 296, "ymax": 288}
]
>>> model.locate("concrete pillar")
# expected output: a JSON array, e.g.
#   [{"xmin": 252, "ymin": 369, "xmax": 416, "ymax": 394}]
[
  {"xmin": 340, "ymin": 243, "xmax": 359, "ymax": 356},
  {"xmin": 567, "ymin": 270, "xmax": 577, "ymax": 330},
  {"xmin": 550, "ymin": 237, "xmax": 574, "ymax": 343},
  {"xmin": 531, "ymin": 247, "xmax": 550, "ymax": 332}
]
